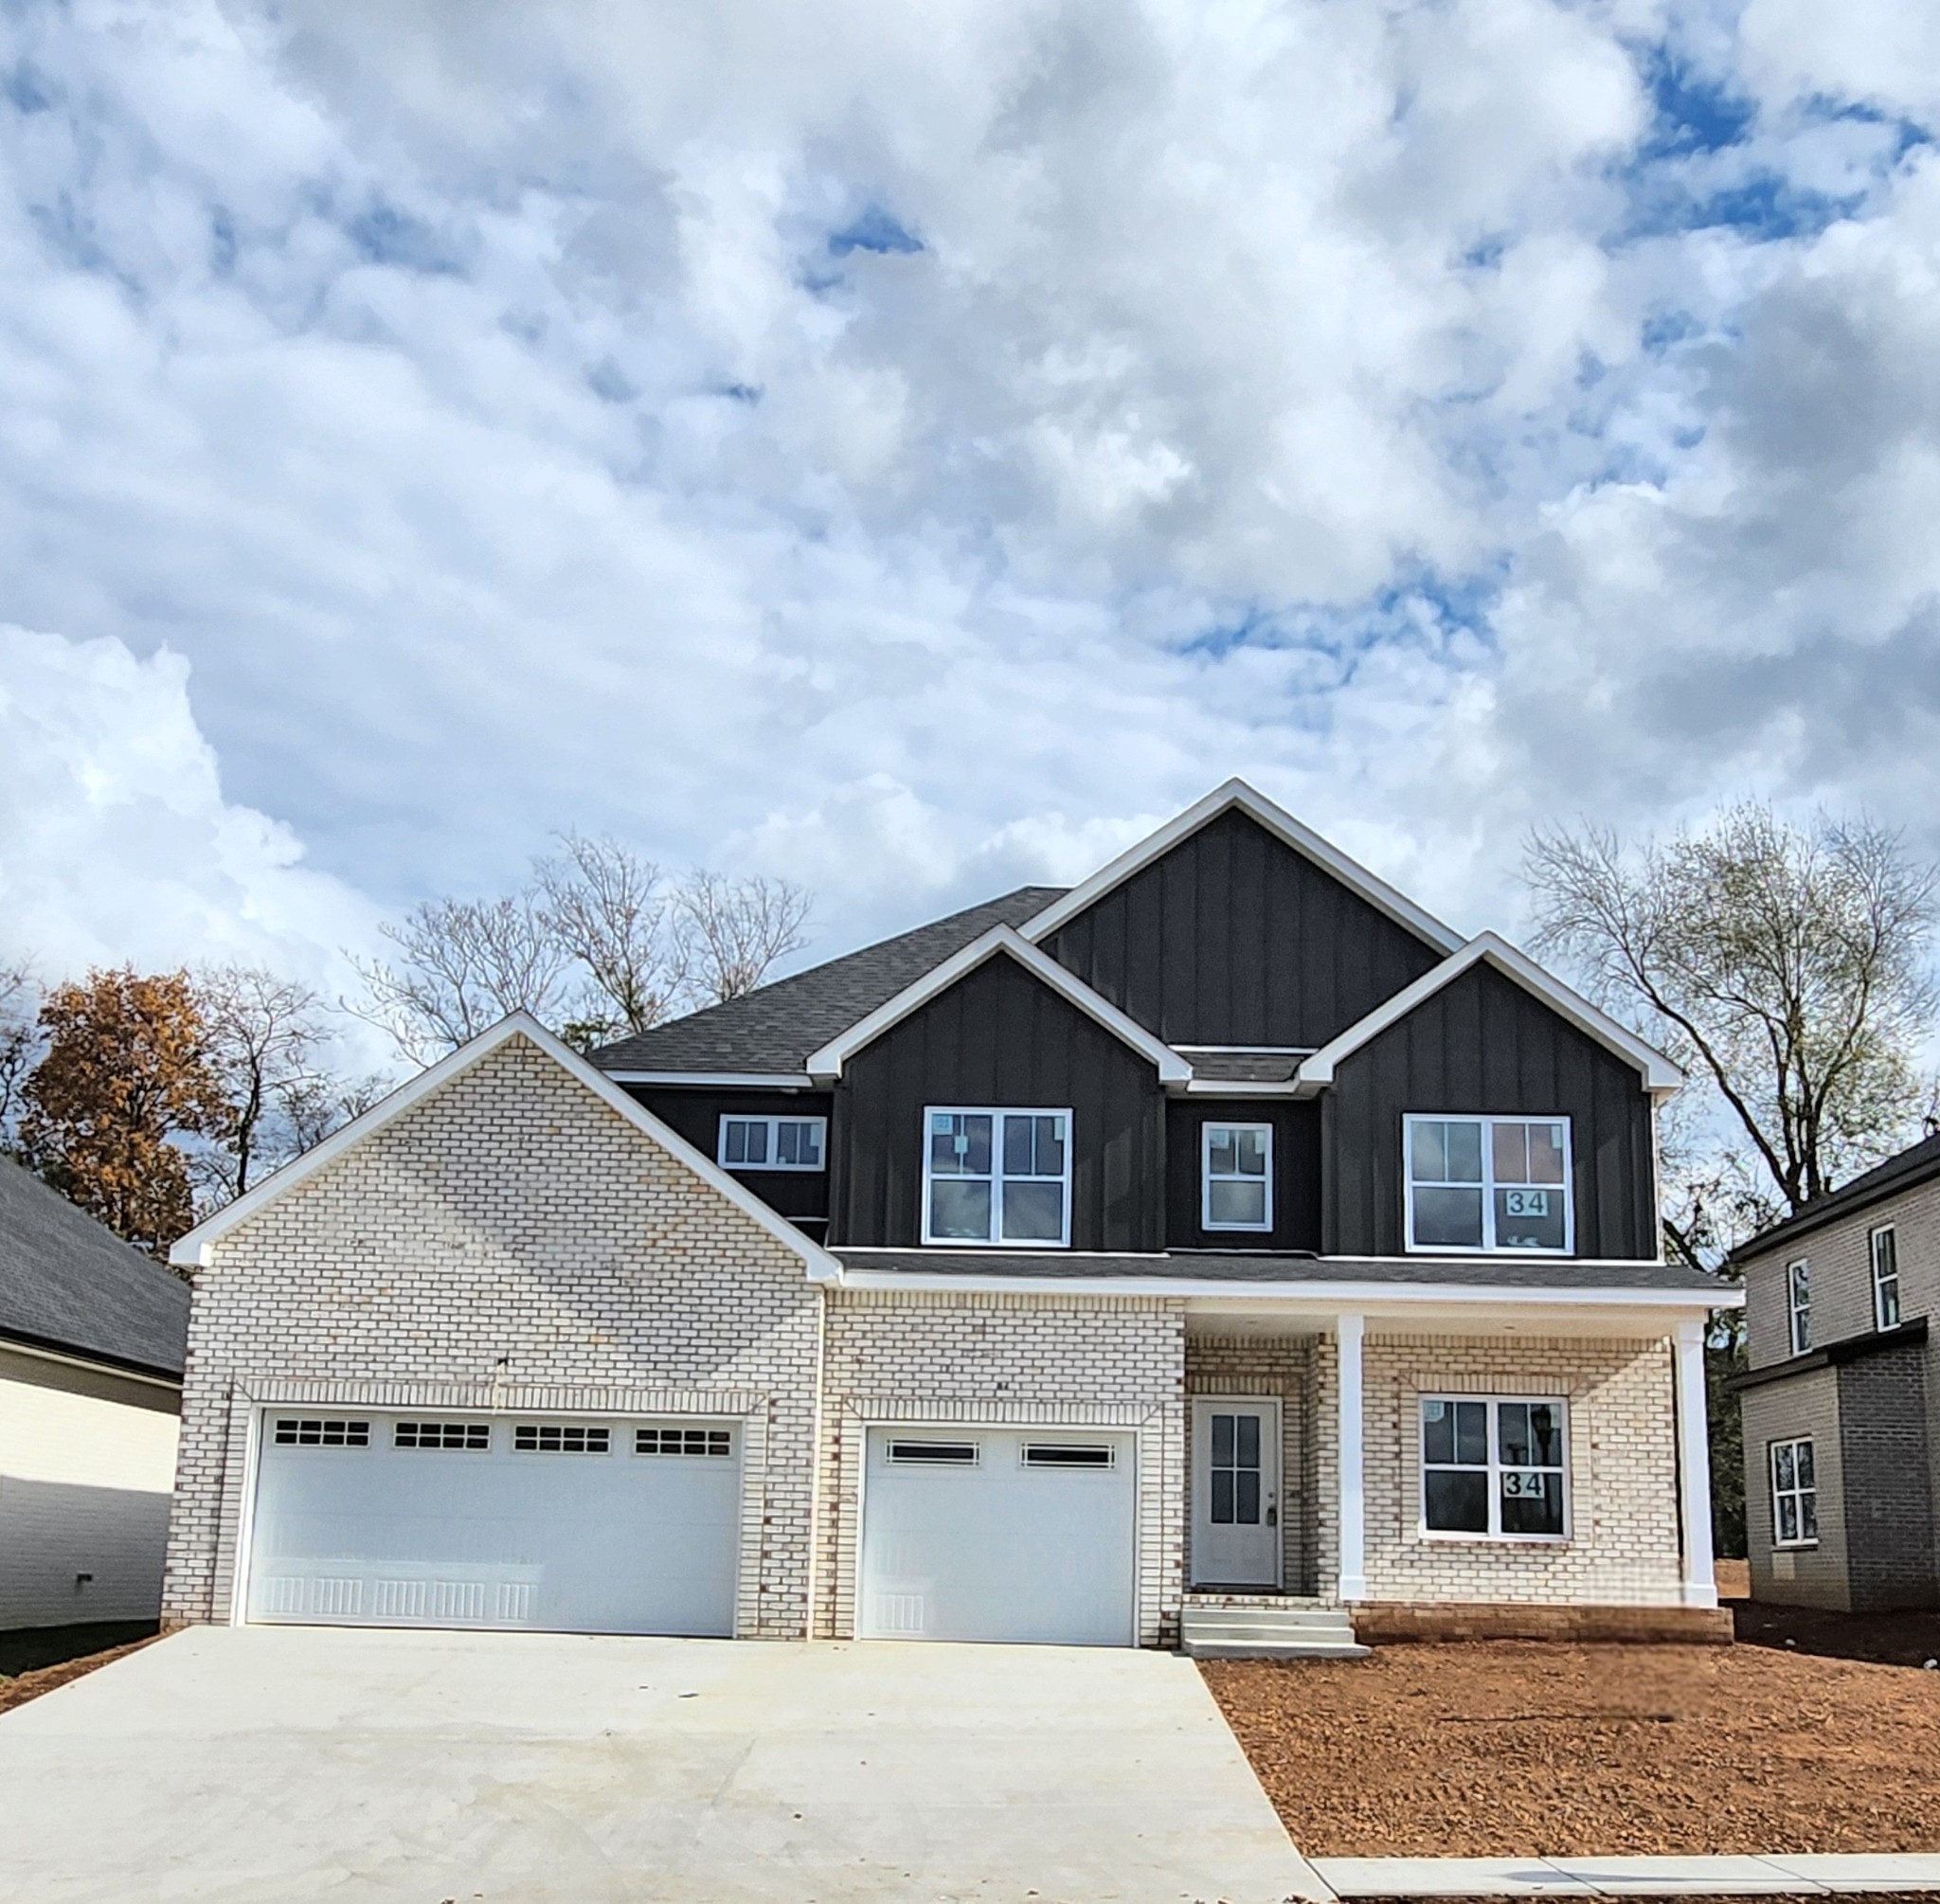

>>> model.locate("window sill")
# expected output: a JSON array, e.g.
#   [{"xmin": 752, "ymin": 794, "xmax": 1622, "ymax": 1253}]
[
  {"xmin": 1771, "ymin": 1541, "xmax": 1820, "ymax": 1553},
  {"xmin": 1404, "ymin": 1243, "xmax": 1572, "ymax": 1258},
  {"xmin": 1418, "ymin": 1531, "xmax": 1572, "ymax": 1547},
  {"xmin": 918, "ymin": 1238, "xmax": 1070, "ymax": 1250}
]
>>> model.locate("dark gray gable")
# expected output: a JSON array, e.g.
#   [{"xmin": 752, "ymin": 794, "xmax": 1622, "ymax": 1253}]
[
  {"xmin": 1321, "ymin": 961, "xmax": 1658, "ymax": 1260},
  {"xmin": 589, "ymin": 886, "xmax": 1066, "ymax": 1075},
  {"xmin": 1039, "ymin": 806, "xmax": 1445, "ymax": 1048},
  {"xmin": 0, "ymin": 1159, "xmax": 190, "ymax": 1378}
]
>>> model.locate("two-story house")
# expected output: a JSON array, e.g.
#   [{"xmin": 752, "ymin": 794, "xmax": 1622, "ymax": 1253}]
[
  {"xmin": 1731, "ymin": 1134, "xmax": 1940, "ymax": 1611},
  {"xmin": 160, "ymin": 781, "xmax": 1733, "ymax": 1653}
]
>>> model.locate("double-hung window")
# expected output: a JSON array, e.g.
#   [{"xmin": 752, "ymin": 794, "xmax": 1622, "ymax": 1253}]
[
  {"xmin": 718, "ymin": 1114, "xmax": 826, "ymax": 1172},
  {"xmin": 1405, "ymin": 1116, "xmax": 1572, "ymax": 1253},
  {"xmin": 1203, "ymin": 1123, "xmax": 1272, "ymax": 1232},
  {"xmin": 1769, "ymin": 1438, "xmax": 1818, "ymax": 1546},
  {"xmin": 1871, "ymin": 1227, "xmax": 1901, "ymax": 1332},
  {"xmin": 1420, "ymin": 1396, "xmax": 1569, "ymax": 1539},
  {"xmin": 1787, "ymin": 1259, "xmax": 1812, "ymax": 1355},
  {"xmin": 923, "ymin": 1107, "xmax": 1071, "ymax": 1247}
]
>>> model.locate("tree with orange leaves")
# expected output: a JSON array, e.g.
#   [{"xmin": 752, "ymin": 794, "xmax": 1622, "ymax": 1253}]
[{"xmin": 23, "ymin": 968, "xmax": 230, "ymax": 1257}]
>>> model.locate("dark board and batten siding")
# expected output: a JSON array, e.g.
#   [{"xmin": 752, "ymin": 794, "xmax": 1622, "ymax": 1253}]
[
  {"xmin": 1165, "ymin": 1098, "xmax": 1321, "ymax": 1254},
  {"xmin": 831, "ymin": 952, "xmax": 1166, "ymax": 1251},
  {"xmin": 1040, "ymin": 807, "xmax": 1444, "ymax": 1050},
  {"xmin": 620, "ymin": 1086, "xmax": 835, "ymax": 1228},
  {"xmin": 1321, "ymin": 962, "xmax": 1657, "ymax": 1260}
]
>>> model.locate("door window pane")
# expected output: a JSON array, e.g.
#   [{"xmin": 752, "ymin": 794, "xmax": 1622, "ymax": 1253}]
[{"xmin": 1208, "ymin": 1410, "xmax": 1265, "ymax": 1527}]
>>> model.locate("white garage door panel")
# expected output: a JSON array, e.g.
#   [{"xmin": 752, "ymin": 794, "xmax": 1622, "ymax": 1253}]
[
  {"xmin": 247, "ymin": 1416, "xmax": 740, "ymax": 1636},
  {"xmin": 859, "ymin": 1428, "xmax": 1135, "ymax": 1646}
]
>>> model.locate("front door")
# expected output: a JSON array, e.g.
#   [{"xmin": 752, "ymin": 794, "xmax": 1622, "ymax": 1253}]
[{"xmin": 1191, "ymin": 1398, "xmax": 1282, "ymax": 1589}]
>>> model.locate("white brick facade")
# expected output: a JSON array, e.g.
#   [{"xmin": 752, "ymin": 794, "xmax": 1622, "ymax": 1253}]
[{"xmin": 165, "ymin": 1029, "xmax": 1698, "ymax": 1642}]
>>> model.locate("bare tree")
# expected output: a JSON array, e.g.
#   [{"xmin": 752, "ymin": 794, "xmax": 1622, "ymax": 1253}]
[
  {"xmin": 1526, "ymin": 802, "xmax": 1939, "ymax": 1252},
  {"xmin": 0, "ymin": 958, "xmax": 42, "ymax": 1159},
  {"xmin": 347, "ymin": 894, "xmax": 575, "ymax": 1067},
  {"xmin": 534, "ymin": 835, "xmax": 684, "ymax": 1042},
  {"xmin": 675, "ymin": 871, "xmax": 812, "ymax": 1004}
]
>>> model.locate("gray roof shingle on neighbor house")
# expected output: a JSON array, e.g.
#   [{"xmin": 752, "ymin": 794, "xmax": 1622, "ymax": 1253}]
[
  {"xmin": 590, "ymin": 886, "xmax": 1069, "ymax": 1076},
  {"xmin": 1731, "ymin": 1128, "xmax": 1940, "ymax": 1266},
  {"xmin": 0, "ymin": 1159, "xmax": 190, "ymax": 1380},
  {"xmin": 831, "ymin": 1247, "xmax": 1730, "ymax": 1291}
]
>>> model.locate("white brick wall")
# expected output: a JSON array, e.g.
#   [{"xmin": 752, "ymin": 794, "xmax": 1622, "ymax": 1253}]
[{"xmin": 163, "ymin": 1036, "xmax": 823, "ymax": 1638}]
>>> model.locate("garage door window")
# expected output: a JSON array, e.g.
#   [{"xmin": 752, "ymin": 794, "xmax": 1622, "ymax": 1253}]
[
  {"xmin": 636, "ymin": 1427, "xmax": 733, "ymax": 1457},
  {"xmin": 514, "ymin": 1424, "xmax": 612, "ymax": 1454},
  {"xmin": 393, "ymin": 1421, "xmax": 490, "ymax": 1450},
  {"xmin": 888, "ymin": 1438, "xmax": 979, "ymax": 1465},
  {"xmin": 273, "ymin": 1418, "xmax": 369, "ymax": 1446},
  {"xmin": 1022, "ymin": 1443, "xmax": 1115, "ymax": 1468}
]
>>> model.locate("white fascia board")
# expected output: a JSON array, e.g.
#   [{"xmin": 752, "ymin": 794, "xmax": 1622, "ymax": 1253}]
[
  {"xmin": 602, "ymin": 1070, "xmax": 817, "ymax": 1089},
  {"xmin": 832, "ymin": 1268, "xmax": 1739, "ymax": 1310},
  {"xmin": 803, "ymin": 926, "xmax": 1192, "ymax": 1083},
  {"xmin": 1181, "ymin": 1080, "xmax": 1306, "ymax": 1097},
  {"xmin": 1018, "ymin": 780, "xmax": 1464, "ymax": 955},
  {"xmin": 170, "ymin": 1013, "xmax": 843, "ymax": 1284},
  {"xmin": 1296, "ymin": 932, "xmax": 1684, "ymax": 1096}
]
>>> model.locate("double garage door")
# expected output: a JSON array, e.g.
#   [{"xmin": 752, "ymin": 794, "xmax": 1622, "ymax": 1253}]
[{"xmin": 244, "ymin": 1413, "xmax": 1137, "ymax": 1646}]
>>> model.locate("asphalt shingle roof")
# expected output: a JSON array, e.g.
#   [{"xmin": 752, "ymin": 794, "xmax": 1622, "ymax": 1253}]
[
  {"xmin": 832, "ymin": 1247, "xmax": 1727, "ymax": 1291},
  {"xmin": 1732, "ymin": 1128, "xmax": 1940, "ymax": 1265},
  {"xmin": 590, "ymin": 886, "xmax": 1068, "ymax": 1075},
  {"xmin": 0, "ymin": 1158, "xmax": 190, "ymax": 1379},
  {"xmin": 1177, "ymin": 1051, "xmax": 1304, "ymax": 1084}
]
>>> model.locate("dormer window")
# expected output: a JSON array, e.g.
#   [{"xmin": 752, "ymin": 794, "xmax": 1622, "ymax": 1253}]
[
  {"xmin": 923, "ymin": 1108, "xmax": 1071, "ymax": 1247},
  {"xmin": 718, "ymin": 1115, "xmax": 826, "ymax": 1172},
  {"xmin": 1404, "ymin": 1116, "xmax": 1572, "ymax": 1254}
]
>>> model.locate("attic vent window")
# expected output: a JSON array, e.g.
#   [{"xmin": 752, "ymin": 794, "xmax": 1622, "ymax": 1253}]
[
  {"xmin": 637, "ymin": 1427, "xmax": 733, "ymax": 1458},
  {"xmin": 513, "ymin": 1424, "xmax": 612, "ymax": 1454},
  {"xmin": 393, "ymin": 1422, "xmax": 490, "ymax": 1451},
  {"xmin": 888, "ymin": 1439, "xmax": 979, "ymax": 1465},
  {"xmin": 273, "ymin": 1419, "xmax": 369, "ymax": 1447}
]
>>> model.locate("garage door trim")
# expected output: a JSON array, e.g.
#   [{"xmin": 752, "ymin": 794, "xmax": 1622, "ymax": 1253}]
[{"xmin": 231, "ymin": 1401, "xmax": 757, "ymax": 1635}]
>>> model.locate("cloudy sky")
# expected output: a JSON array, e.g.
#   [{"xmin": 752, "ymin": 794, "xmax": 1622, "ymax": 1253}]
[{"xmin": 3, "ymin": 0, "xmax": 1937, "ymax": 1019}]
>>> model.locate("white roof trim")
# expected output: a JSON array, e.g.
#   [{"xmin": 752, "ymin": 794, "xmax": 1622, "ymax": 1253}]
[
  {"xmin": 1019, "ymin": 779, "xmax": 1464, "ymax": 954},
  {"xmin": 169, "ymin": 1013, "xmax": 843, "ymax": 1281},
  {"xmin": 1296, "ymin": 932, "xmax": 1684, "ymax": 1095},
  {"xmin": 803, "ymin": 926, "xmax": 1193, "ymax": 1083}
]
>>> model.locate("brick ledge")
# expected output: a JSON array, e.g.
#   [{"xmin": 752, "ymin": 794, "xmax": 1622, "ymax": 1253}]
[{"xmin": 1352, "ymin": 1601, "xmax": 1733, "ymax": 1644}]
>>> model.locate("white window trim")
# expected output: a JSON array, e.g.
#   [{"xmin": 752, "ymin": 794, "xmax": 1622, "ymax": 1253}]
[
  {"xmin": 1769, "ymin": 1436, "xmax": 1819, "ymax": 1549},
  {"xmin": 1871, "ymin": 1226, "xmax": 1901, "ymax": 1333},
  {"xmin": 716, "ymin": 1113, "xmax": 828, "ymax": 1173},
  {"xmin": 1201, "ymin": 1122, "xmax": 1274, "ymax": 1232},
  {"xmin": 1418, "ymin": 1393, "xmax": 1572, "ymax": 1544},
  {"xmin": 1787, "ymin": 1258, "xmax": 1812, "ymax": 1356},
  {"xmin": 920, "ymin": 1105, "xmax": 1074, "ymax": 1249},
  {"xmin": 1402, "ymin": 1114, "xmax": 1575, "ymax": 1256}
]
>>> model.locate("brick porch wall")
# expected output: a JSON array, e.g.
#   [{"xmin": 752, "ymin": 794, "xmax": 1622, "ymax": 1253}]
[
  {"xmin": 817, "ymin": 1289, "xmax": 1187, "ymax": 1644},
  {"xmin": 162, "ymin": 1037, "xmax": 823, "ymax": 1639}
]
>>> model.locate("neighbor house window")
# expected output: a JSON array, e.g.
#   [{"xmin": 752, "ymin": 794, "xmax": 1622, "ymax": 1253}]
[
  {"xmin": 923, "ymin": 1108, "xmax": 1071, "ymax": 1247},
  {"xmin": 1770, "ymin": 1437, "xmax": 1818, "ymax": 1546},
  {"xmin": 718, "ymin": 1115, "xmax": 826, "ymax": 1171},
  {"xmin": 1787, "ymin": 1259, "xmax": 1812, "ymax": 1355},
  {"xmin": 1871, "ymin": 1227, "xmax": 1901, "ymax": 1332},
  {"xmin": 1404, "ymin": 1116, "xmax": 1572, "ymax": 1253},
  {"xmin": 1203, "ymin": 1123, "xmax": 1272, "ymax": 1232},
  {"xmin": 1420, "ymin": 1396, "xmax": 1569, "ymax": 1539}
]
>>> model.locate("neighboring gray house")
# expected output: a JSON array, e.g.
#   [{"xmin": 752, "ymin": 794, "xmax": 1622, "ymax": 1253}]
[
  {"xmin": 0, "ymin": 1159, "xmax": 191, "ymax": 1632},
  {"xmin": 1732, "ymin": 1133, "xmax": 1940, "ymax": 1610}
]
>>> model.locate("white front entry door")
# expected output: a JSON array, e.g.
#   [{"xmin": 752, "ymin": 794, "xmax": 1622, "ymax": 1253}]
[{"xmin": 1191, "ymin": 1398, "xmax": 1282, "ymax": 1589}]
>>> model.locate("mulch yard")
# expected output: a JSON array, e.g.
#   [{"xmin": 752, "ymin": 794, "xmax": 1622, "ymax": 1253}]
[{"xmin": 1203, "ymin": 1640, "xmax": 1940, "ymax": 1857}]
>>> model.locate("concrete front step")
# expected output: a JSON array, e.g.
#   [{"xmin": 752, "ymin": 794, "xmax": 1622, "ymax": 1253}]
[{"xmin": 1180, "ymin": 1599, "xmax": 1371, "ymax": 1662}]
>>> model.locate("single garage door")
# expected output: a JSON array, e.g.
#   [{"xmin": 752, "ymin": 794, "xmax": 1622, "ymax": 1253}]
[
  {"xmin": 245, "ymin": 1412, "xmax": 741, "ymax": 1635},
  {"xmin": 858, "ymin": 1427, "xmax": 1136, "ymax": 1645}
]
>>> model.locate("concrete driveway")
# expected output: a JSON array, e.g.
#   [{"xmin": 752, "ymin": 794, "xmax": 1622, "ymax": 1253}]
[{"xmin": 0, "ymin": 1626, "xmax": 1324, "ymax": 1904}]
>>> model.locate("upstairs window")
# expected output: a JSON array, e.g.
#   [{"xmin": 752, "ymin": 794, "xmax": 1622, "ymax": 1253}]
[
  {"xmin": 1404, "ymin": 1116, "xmax": 1572, "ymax": 1254},
  {"xmin": 1787, "ymin": 1259, "xmax": 1812, "ymax": 1355},
  {"xmin": 923, "ymin": 1108, "xmax": 1071, "ymax": 1247},
  {"xmin": 1203, "ymin": 1123, "xmax": 1272, "ymax": 1232},
  {"xmin": 1871, "ymin": 1227, "xmax": 1901, "ymax": 1333},
  {"xmin": 718, "ymin": 1114, "xmax": 826, "ymax": 1172}
]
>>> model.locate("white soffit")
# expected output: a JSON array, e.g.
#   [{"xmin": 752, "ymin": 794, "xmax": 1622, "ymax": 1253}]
[
  {"xmin": 1018, "ymin": 779, "xmax": 1464, "ymax": 955},
  {"xmin": 803, "ymin": 926, "xmax": 1192, "ymax": 1083},
  {"xmin": 170, "ymin": 1013, "xmax": 843, "ymax": 1281},
  {"xmin": 1296, "ymin": 933, "xmax": 1684, "ymax": 1096}
]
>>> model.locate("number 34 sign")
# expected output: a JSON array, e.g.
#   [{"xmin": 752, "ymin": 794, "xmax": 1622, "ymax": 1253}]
[{"xmin": 1503, "ymin": 1190, "xmax": 1551, "ymax": 1216}]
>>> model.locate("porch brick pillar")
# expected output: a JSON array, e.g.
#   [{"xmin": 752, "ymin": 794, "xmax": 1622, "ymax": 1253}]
[
  {"xmin": 1337, "ymin": 1312, "xmax": 1366, "ymax": 1603},
  {"xmin": 1674, "ymin": 1318, "xmax": 1719, "ymax": 1609}
]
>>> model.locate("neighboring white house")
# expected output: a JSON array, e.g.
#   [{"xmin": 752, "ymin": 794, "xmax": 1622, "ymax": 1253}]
[{"xmin": 0, "ymin": 1159, "xmax": 190, "ymax": 1632}]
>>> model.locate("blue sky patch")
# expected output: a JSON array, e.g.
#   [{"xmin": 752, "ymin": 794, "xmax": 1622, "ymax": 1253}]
[{"xmin": 828, "ymin": 205, "xmax": 924, "ymax": 258}]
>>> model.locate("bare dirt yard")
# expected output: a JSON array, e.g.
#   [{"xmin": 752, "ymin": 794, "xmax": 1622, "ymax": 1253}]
[
  {"xmin": 1203, "ymin": 1640, "xmax": 1940, "ymax": 1857},
  {"xmin": 0, "ymin": 1626, "xmax": 160, "ymax": 1717}
]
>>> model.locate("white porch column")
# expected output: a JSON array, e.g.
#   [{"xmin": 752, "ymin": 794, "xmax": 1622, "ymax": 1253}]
[
  {"xmin": 1337, "ymin": 1312, "xmax": 1366, "ymax": 1603},
  {"xmin": 1674, "ymin": 1318, "xmax": 1718, "ymax": 1609}
]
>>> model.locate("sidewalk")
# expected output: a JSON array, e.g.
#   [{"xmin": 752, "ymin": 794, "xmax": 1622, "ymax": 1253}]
[{"xmin": 1309, "ymin": 1854, "xmax": 1940, "ymax": 1896}]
